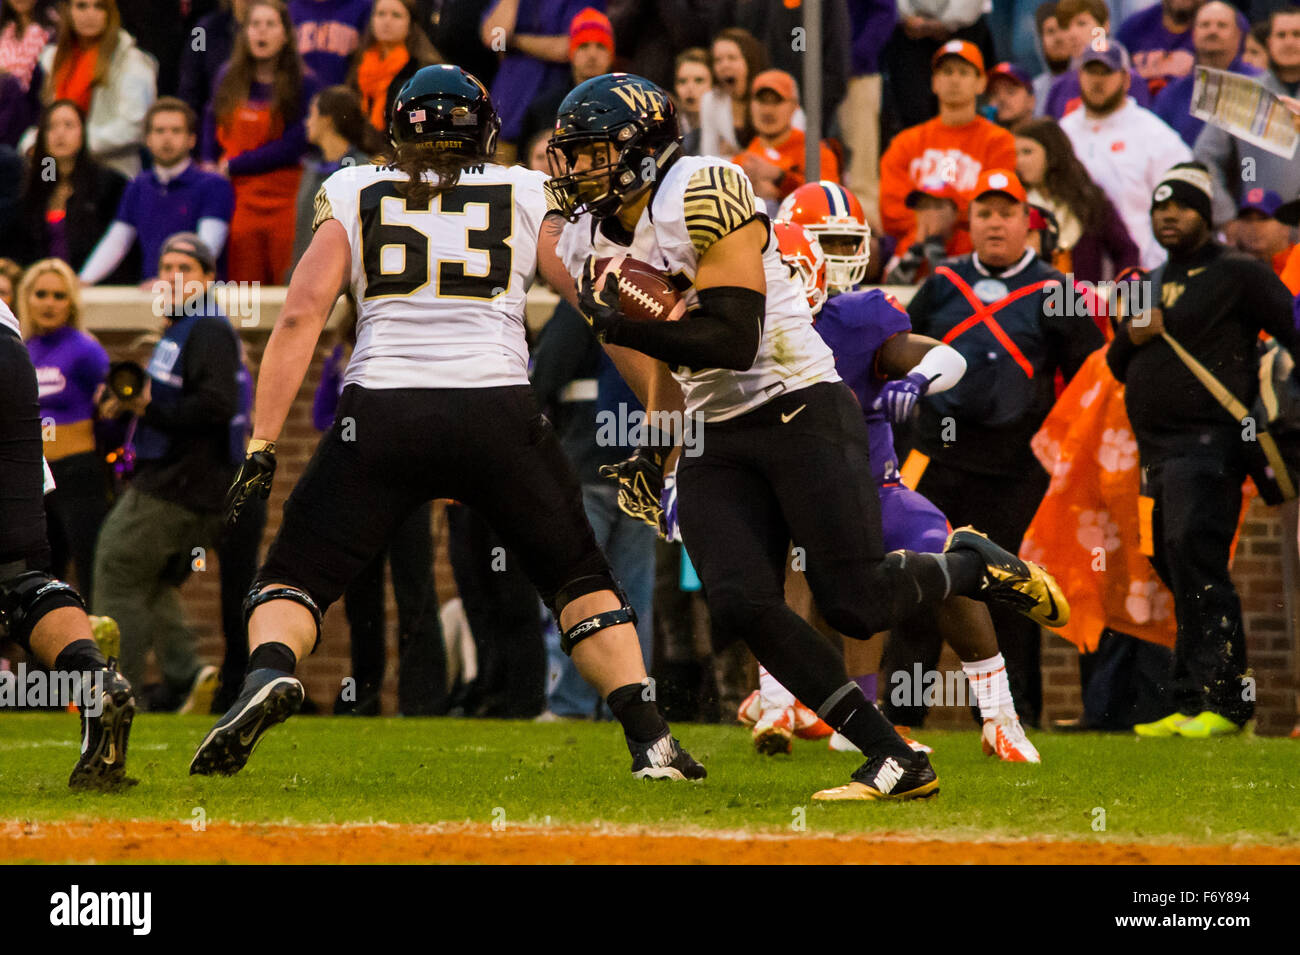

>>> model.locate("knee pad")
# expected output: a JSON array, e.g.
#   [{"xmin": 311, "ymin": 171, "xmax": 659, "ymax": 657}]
[
  {"xmin": 554, "ymin": 573, "xmax": 637, "ymax": 656},
  {"xmin": 243, "ymin": 584, "xmax": 323, "ymax": 650},
  {"xmin": 0, "ymin": 569, "xmax": 86, "ymax": 652}
]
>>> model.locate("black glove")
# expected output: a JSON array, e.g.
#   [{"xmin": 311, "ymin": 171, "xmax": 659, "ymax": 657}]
[
  {"xmin": 224, "ymin": 440, "xmax": 276, "ymax": 526},
  {"xmin": 598, "ymin": 446, "xmax": 667, "ymax": 532},
  {"xmin": 577, "ymin": 257, "xmax": 626, "ymax": 342}
]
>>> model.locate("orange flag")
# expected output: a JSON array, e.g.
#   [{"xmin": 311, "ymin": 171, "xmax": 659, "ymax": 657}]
[{"xmin": 1021, "ymin": 348, "xmax": 1256, "ymax": 652}]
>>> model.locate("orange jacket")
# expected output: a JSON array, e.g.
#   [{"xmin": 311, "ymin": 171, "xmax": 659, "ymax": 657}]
[
  {"xmin": 1276, "ymin": 242, "xmax": 1299, "ymax": 295},
  {"xmin": 879, "ymin": 115, "xmax": 1016, "ymax": 247}
]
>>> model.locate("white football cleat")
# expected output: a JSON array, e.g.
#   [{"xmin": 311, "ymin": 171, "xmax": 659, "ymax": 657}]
[
  {"xmin": 793, "ymin": 700, "xmax": 834, "ymax": 740},
  {"xmin": 737, "ymin": 690, "xmax": 762, "ymax": 727},
  {"xmin": 982, "ymin": 714, "xmax": 1041, "ymax": 763}
]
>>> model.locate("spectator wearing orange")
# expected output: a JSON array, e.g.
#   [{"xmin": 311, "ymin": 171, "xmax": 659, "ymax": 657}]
[
  {"xmin": 1279, "ymin": 198, "xmax": 1300, "ymax": 296},
  {"xmin": 202, "ymin": 0, "xmax": 320, "ymax": 286},
  {"xmin": 732, "ymin": 69, "xmax": 839, "ymax": 208},
  {"xmin": 879, "ymin": 40, "xmax": 1015, "ymax": 257},
  {"xmin": 517, "ymin": 6, "xmax": 614, "ymax": 157},
  {"xmin": 31, "ymin": 0, "xmax": 157, "ymax": 178},
  {"xmin": 697, "ymin": 26, "xmax": 768, "ymax": 158},
  {"xmin": 348, "ymin": 0, "xmax": 439, "ymax": 134},
  {"xmin": 1232, "ymin": 189, "xmax": 1297, "ymax": 279},
  {"xmin": 882, "ymin": 178, "xmax": 965, "ymax": 284}
]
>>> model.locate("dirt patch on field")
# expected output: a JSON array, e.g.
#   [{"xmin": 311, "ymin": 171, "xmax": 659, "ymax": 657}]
[{"xmin": 4, "ymin": 819, "xmax": 1298, "ymax": 864}]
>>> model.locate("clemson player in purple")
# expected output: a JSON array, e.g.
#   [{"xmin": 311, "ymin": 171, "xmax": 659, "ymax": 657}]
[{"xmin": 750, "ymin": 182, "xmax": 1042, "ymax": 763}]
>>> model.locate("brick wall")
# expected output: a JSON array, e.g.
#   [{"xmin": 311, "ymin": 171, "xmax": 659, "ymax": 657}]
[
  {"xmin": 88, "ymin": 327, "xmax": 1298, "ymax": 734},
  {"xmin": 922, "ymin": 496, "xmax": 1298, "ymax": 736}
]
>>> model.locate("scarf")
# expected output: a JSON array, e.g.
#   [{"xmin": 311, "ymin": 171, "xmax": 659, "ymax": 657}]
[{"xmin": 356, "ymin": 45, "xmax": 410, "ymax": 130}]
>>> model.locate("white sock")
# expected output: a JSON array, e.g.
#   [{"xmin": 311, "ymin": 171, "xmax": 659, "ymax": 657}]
[
  {"xmin": 758, "ymin": 665, "xmax": 796, "ymax": 709},
  {"xmin": 961, "ymin": 653, "xmax": 1015, "ymax": 721}
]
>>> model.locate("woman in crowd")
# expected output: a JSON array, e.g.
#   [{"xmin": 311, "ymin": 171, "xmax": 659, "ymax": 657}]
[
  {"xmin": 1014, "ymin": 117, "xmax": 1140, "ymax": 283},
  {"xmin": 673, "ymin": 47, "xmax": 712, "ymax": 155},
  {"xmin": 0, "ymin": 0, "xmax": 57, "ymax": 90},
  {"xmin": 34, "ymin": 0, "xmax": 156, "ymax": 177},
  {"xmin": 7, "ymin": 101, "xmax": 131, "ymax": 281},
  {"xmin": 291, "ymin": 85, "xmax": 377, "ymax": 272},
  {"xmin": 348, "ymin": 0, "xmax": 438, "ymax": 135},
  {"xmin": 203, "ymin": 0, "xmax": 319, "ymax": 286},
  {"xmin": 17, "ymin": 257, "xmax": 110, "ymax": 601},
  {"xmin": 696, "ymin": 27, "xmax": 767, "ymax": 158}
]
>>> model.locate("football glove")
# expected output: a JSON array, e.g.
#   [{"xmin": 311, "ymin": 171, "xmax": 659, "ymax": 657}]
[
  {"xmin": 873, "ymin": 371, "xmax": 932, "ymax": 424},
  {"xmin": 578, "ymin": 257, "xmax": 626, "ymax": 341},
  {"xmin": 598, "ymin": 446, "xmax": 666, "ymax": 533},
  {"xmin": 224, "ymin": 439, "xmax": 276, "ymax": 526}
]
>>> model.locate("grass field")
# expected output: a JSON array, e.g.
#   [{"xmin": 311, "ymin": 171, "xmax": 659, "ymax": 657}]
[{"xmin": 2, "ymin": 714, "xmax": 1297, "ymax": 862}]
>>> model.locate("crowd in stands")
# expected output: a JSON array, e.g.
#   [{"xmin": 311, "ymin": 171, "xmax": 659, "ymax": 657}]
[{"xmin": 1, "ymin": 0, "xmax": 1298, "ymax": 730}]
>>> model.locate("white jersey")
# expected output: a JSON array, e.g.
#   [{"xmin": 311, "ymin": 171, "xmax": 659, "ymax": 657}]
[
  {"xmin": 556, "ymin": 155, "xmax": 839, "ymax": 422},
  {"xmin": 1059, "ymin": 99, "xmax": 1191, "ymax": 269},
  {"xmin": 312, "ymin": 161, "xmax": 549, "ymax": 389},
  {"xmin": 0, "ymin": 298, "xmax": 18, "ymax": 336}
]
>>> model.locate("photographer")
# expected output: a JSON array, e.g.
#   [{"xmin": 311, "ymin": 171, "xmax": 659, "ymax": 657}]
[{"xmin": 92, "ymin": 233, "xmax": 240, "ymax": 712}]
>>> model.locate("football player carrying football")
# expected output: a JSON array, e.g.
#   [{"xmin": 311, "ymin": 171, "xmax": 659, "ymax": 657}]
[
  {"xmin": 743, "ymin": 191, "xmax": 1040, "ymax": 764},
  {"xmin": 541, "ymin": 73, "xmax": 1065, "ymax": 801},
  {"xmin": 194, "ymin": 65, "xmax": 705, "ymax": 782}
]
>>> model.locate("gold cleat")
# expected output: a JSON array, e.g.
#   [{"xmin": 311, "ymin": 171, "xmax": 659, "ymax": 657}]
[
  {"xmin": 812, "ymin": 753, "xmax": 940, "ymax": 801},
  {"xmin": 88, "ymin": 614, "xmax": 121, "ymax": 662},
  {"xmin": 944, "ymin": 526, "xmax": 1070, "ymax": 628}
]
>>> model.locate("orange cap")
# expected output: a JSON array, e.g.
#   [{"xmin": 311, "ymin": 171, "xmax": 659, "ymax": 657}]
[
  {"xmin": 931, "ymin": 39, "xmax": 985, "ymax": 74},
  {"xmin": 751, "ymin": 69, "xmax": 799, "ymax": 102},
  {"xmin": 970, "ymin": 168, "xmax": 1028, "ymax": 204}
]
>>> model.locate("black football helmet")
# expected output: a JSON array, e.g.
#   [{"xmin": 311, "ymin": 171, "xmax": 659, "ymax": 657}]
[
  {"xmin": 390, "ymin": 64, "xmax": 500, "ymax": 159},
  {"xmin": 547, "ymin": 73, "xmax": 681, "ymax": 220}
]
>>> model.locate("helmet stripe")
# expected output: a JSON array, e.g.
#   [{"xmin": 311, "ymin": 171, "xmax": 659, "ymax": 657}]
[{"xmin": 822, "ymin": 183, "xmax": 845, "ymax": 217}]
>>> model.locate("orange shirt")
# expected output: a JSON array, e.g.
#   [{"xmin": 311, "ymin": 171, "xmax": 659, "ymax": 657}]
[
  {"xmin": 218, "ymin": 102, "xmax": 301, "ymax": 209},
  {"xmin": 733, "ymin": 127, "xmax": 840, "ymax": 201},
  {"xmin": 52, "ymin": 41, "xmax": 99, "ymax": 115},
  {"xmin": 879, "ymin": 114, "xmax": 1016, "ymax": 249},
  {"xmin": 1275, "ymin": 242, "xmax": 1299, "ymax": 295}
]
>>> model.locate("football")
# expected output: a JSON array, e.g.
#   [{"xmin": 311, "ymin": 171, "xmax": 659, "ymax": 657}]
[{"xmin": 592, "ymin": 255, "xmax": 686, "ymax": 322}]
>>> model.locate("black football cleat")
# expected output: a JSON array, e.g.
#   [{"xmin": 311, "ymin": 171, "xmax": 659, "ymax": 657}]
[
  {"xmin": 629, "ymin": 730, "xmax": 707, "ymax": 780},
  {"xmin": 812, "ymin": 750, "xmax": 940, "ymax": 801},
  {"xmin": 190, "ymin": 669, "xmax": 303, "ymax": 776},
  {"xmin": 69, "ymin": 666, "xmax": 137, "ymax": 791},
  {"xmin": 945, "ymin": 526, "xmax": 1070, "ymax": 628}
]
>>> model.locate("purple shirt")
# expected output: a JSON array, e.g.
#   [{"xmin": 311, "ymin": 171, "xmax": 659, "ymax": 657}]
[
  {"xmin": 26, "ymin": 326, "xmax": 109, "ymax": 424},
  {"xmin": 1116, "ymin": 5, "xmax": 1197, "ymax": 97},
  {"xmin": 1153, "ymin": 57, "xmax": 1262, "ymax": 146},
  {"xmin": 116, "ymin": 164, "xmax": 235, "ymax": 279},
  {"xmin": 812, "ymin": 288, "xmax": 911, "ymax": 485},
  {"xmin": 288, "ymin": 0, "xmax": 373, "ymax": 87},
  {"xmin": 1045, "ymin": 66, "xmax": 1153, "ymax": 118},
  {"xmin": 484, "ymin": 0, "xmax": 601, "ymax": 143}
]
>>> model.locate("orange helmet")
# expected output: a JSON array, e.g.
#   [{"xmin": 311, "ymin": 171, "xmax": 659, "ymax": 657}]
[
  {"xmin": 776, "ymin": 181, "xmax": 871, "ymax": 293},
  {"xmin": 773, "ymin": 220, "xmax": 827, "ymax": 316}
]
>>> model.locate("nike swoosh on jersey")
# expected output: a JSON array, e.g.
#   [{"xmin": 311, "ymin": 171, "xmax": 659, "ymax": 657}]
[{"xmin": 780, "ymin": 404, "xmax": 807, "ymax": 424}]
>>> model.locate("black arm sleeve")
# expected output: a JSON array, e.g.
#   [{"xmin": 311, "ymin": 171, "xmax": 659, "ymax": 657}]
[
  {"xmin": 142, "ymin": 319, "xmax": 239, "ymax": 432},
  {"xmin": 603, "ymin": 285, "xmax": 766, "ymax": 372}
]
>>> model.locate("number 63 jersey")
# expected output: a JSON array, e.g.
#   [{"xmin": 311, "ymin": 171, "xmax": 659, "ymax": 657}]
[
  {"xmin": 556, "ymin": 155, "xmax": 839, "ymax": 423},
  {"xmin": 312, "ymin": 161, "xmax": 549, "ymax": 390}
]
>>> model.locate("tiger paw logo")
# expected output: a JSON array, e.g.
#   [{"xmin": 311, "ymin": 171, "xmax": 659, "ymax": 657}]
[
  {"xmin": 1125, "ymin": 580, "xmax": 1172, "ymax": 625},
  {"xmin": 1096, "ymin": 427, "xmax": 1137, "ymax": 473},
  {"xmin": 1076, "ymin": 509, "xmax": 1120, "ymax": 553}
]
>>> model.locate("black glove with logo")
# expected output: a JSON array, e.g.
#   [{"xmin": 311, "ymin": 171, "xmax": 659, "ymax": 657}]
[
  {"xmin": 224, "ymin": 439, "xmax": 276, "ymax": 526},
  {"xmin": 598, "ymin": 444, "xmax": 667, "ymax": 532},
  {"xmin": 577, "ymin": 257, "xmax": 626, "ymax": 342}
]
